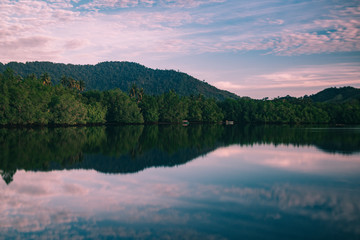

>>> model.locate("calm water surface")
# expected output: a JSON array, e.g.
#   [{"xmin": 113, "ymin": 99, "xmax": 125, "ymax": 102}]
[{"xmin": 0, "ymin": 125, "xmax": 360, "ymax": 239}]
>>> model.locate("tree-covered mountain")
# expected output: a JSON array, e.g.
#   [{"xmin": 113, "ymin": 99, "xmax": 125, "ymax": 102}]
[
  {"xmin": 1, "ymin": 66, "xmax": 359, "ymax": 125},
  {"xmin": 309, "ymin": 86, "xmax": 360, "ymax": 103},
  {"xmin": 0, "ymin": 61, "xmax": 238, "ymax": 100}
]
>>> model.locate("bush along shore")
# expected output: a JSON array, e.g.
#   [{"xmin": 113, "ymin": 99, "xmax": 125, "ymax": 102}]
[{"xmin": 1, "ymin": 69, "xmax": 360, "ymax": 126}]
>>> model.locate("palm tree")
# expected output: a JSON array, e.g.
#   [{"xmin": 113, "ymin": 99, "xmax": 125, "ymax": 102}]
[
  {"xmin": 68, "ymin": 77, "xmax": 76, "ymax": 89},
  {"xmin": 79, "ymin": 80, "xmax": 86, "ymax": 92},
  {"xmin": 61, "ymin": 75, "xmax": 69, "ymax": 87},
  {"xmin": 138, "ymin": 88, "xmax": 144, "ymax": 103},
  {"xmin": 130, "ymin": 83, "xmax": 138, "ymax": 99},
  {"xmin": 41, "ymin": 73, "xmax": 51, "ymax": 86}
]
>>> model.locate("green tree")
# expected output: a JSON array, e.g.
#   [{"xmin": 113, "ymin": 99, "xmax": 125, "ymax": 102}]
[
  {"xmin": 202, "ymin": 98, "xmax": 224, "ymax": 122},
  {"xmin": 79, "ymin": 80, "xmax": 86, "ymax": 92},
  {"xmin": 104, "ymin": 89, "xmax": 143, "ymax": 123},
  {"xmin": 49, "ymin": 91, "xmax": 87, "ymax": 125},
  {"xmin": 86, "ymin": 102, "xmax": 107, "ymax": 124},
  {"xmin": 139, "ymin": 95, "xmax": 159, "ymax": 123},
  {"xmin": 158, "ymin": 90, "xmax": 188, "ymax": 122},
  {"xmin": 41, "ymin": 72, "xmax": 52, "ymax": 86},
  {"xmin": 187, "ymin": 95, "xmax": 203, "ymax": 122}
]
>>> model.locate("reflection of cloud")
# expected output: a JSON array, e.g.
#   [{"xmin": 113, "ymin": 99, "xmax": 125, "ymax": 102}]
[
  {"xmin": 16, "ymin": 184, "xmax": 50, "ymax": 196},
  {"xmin": 0, "ymin": 169, "xmax": 224, "ymax": 238},
  {"xmin": 0, "ymin": 170, "xmax": 191, "ymax": 234},
  {"xmin": 62, "ymin": 183, "xmax": 88, "ymax": 195},
  {"xmin": 196, "ymin": 183, "xmax": 360, "ymax": 234},
  {"xmin": 212, "ymin": 146, "xmax": 244, "ymax": 157},
  {"xmin": 209, "ymin": 144, "xmax": 360, "ymax": 174},
  {"xmin": 1, "ymin": 163, "xmax": 360, "ymax": 238}
]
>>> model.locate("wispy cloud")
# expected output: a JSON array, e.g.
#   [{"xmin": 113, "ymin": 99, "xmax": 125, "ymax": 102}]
[
  {"xmin": 207, "ymin": 3, "xmax": 360, "ymax": 56},
  {"xmin": 78, "ymin": 0, "xmax": 226, "ymax": 10},
  {"xmin": 214, "ymin": 62, "xmax": 360, "ymax": 98},
  {"xmin": 257, "ymin": 63, "xmax": 360, "ymax": 88},
  {"xmin": 1, "ymin": 0, "xmax": 359, "ymax": 63},
  {"xmin": 79, "ymin": 0, "xmax": 154, "ymax": 10},
  {"xmin": 0, "ymin": 0, "xmax": 81, "ymax": 62},
  {"xmin": 63, "ymin": 39, "xmax": 89, "ymax": 50}
]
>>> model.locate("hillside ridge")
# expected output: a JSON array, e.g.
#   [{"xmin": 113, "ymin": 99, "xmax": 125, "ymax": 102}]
[
  {"xmin": 0, "ymin": 61, "xmax": 238, "ymax": 100},
  {"xmin": 309, "ymin": 86, "xmax": 360, "ymax": 103}
]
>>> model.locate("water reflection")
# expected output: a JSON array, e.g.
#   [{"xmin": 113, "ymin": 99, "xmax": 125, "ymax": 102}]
[
  {"xmin": 1, "ymin": 167, "xmax": 360, "ymax": 239},
  {"xmin": 1, "ymin": 125, "xmax": 359, "ymax": 184},
  {"xmin": 212, "ymin": 144, "xmax": 360, "ymax": 174},
  {"xmin": 0, "ymin": 125, "xmax": 360, "ymax": 239}
]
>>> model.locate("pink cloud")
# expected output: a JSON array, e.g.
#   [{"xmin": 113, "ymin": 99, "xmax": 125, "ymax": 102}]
[
  {"xmin": 63, "ymin": 39, "xmax": 89, "ymax": 50},
  {"xmin": 79, "ymin": 0, "xmax": 226, "ymax": 10},
  {"xmin": 1, "ymin": 0, "xmax": 358, "ymax": 64},
  {"xmin": 255, "ymin": 63, "xmax": 360, "ymax": 89},
  {"xmin": 2, "ymin": 36, "xmax": 51, "ymax": 48},
  {"xmin": 159, "ymin": 0, "xmax": 226, "ymax": 8},
  {"xmin": 81, "ymin": 0, "xmax": 142, "ymax": 9},
  {"xmin": 213, "ymin": 63, "xmax": 360, "ymax": 98}
]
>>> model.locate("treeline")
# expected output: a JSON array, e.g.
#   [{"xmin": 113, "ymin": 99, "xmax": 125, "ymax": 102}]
[
  {"xmin": 0, "ymin": 69, "xmax": 360, "ymax": 125},
  {"xmin": 220, "ymin": 96, "xmax": 360, "ymax": 124},
  {"xmin": 0, "ymin": 69, "xmax": 223, "ymax": 125}
]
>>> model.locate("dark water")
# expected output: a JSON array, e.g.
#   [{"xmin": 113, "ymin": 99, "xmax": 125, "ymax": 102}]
[{"xmin": 1, "ymin": 125, "xmax": 360, "ymax": 239}]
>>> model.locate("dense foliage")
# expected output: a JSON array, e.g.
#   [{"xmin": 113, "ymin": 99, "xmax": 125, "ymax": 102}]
[
  {"xmin": 219, "ymin": 94, "xmax": 360, "ymax": 124},
  {"xmin": 0, "ymin": 69, "xmax": 224, "ymax": 125},
  {"xmin": 0, "ymin": 61, "xmax": 237, "ymax": 100},
  {"xmin": 1, "ymin": 68, "xmax": 359, "ymax": 125}
]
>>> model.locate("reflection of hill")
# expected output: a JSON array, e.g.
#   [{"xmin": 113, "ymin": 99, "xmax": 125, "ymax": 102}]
[
  {"xmin": 0, "ymin": 125, "xmax": 359, "ymax": 184},
  {"xmin": 62, "ymin": 146, "xmax": 216, "ymax": 174}
]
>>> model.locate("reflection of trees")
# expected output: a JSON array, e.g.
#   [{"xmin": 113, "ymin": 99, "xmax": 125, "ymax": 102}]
[
  {"xmin": 0, "ymin": 170, "xmax": 15, "ymax": 185},
  {"xmin": 100, "ymin": 125, "xmax": 144, "ymax": 157},
  {"xmin": 0, "ymin": 125, "xmax": 359, "ymax": 184},
  {"xmin": 223, "ymin": 125, "xmax": 360, "ymax": 155},
  {"xmin": 0, "ymin": 128, "xmax": 86, "ymax": 168}
]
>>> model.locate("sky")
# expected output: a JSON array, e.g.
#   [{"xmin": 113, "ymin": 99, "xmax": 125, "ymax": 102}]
[{"xmin": 0, "ymin": 0, "xmax": 359, "ymax": 98}]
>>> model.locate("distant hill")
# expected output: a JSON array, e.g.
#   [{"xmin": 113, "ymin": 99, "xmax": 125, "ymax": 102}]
[
  {"xmin": 310, "ymin": 86, "xmax": 360, "ymax": 103},
  {"xmin": 0, "ymin": 61, "xmax": 238, "ymax": 100}
]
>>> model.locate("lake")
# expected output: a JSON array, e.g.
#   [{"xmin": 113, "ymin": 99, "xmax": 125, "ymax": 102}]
[{"xmin": 1, "ymin": 125, "xmax": 360, "ymax": 239}]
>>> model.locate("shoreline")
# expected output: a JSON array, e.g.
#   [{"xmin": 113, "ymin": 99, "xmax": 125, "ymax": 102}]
[{"xmin": 0, "ymin": 121, "xmax": 354, "ymax": 129}]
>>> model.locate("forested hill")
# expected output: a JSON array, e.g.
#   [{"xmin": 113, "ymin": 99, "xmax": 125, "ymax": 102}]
[
  {"xmin": 310, "ymin": 86, "xmax": 360, "ymax": 103},
  {"xmin": 0, "ymin": 61, "xmax": 238, "ymax": 100}
]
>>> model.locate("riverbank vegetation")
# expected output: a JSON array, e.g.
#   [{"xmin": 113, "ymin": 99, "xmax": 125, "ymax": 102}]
[{"xmin": 0, "ymin": 68, "xmax": 359, "ymax": 126}]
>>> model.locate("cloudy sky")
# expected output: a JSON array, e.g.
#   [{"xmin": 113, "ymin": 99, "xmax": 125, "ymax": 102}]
[{"xmin": 1, "ymin": 0, "xmax": 359, "ymax": 98}]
